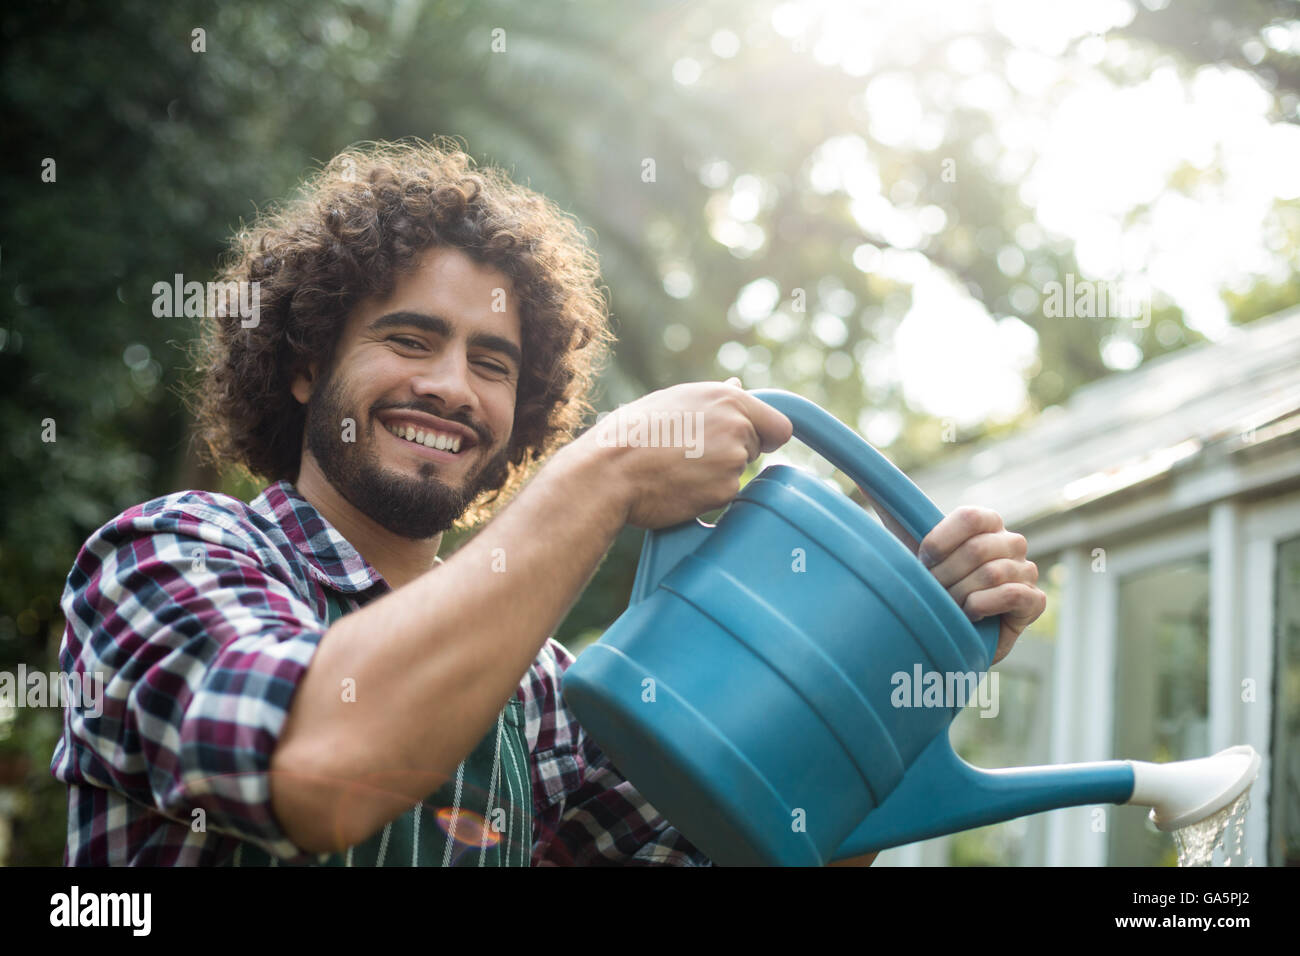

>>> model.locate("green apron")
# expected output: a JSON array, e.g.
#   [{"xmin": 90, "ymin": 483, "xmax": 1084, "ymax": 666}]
[{"xmin": 223, "ymin": 590, "xmax": 533, "ymax": 866}]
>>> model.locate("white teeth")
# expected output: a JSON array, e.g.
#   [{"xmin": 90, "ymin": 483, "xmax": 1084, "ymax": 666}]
[{"xmin": 387, "ymin": 422, "xmax": 463, "ymax": 453}]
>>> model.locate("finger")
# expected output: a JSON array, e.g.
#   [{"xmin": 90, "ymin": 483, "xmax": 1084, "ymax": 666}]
[
  {"xmin": 944, "ymin": 557, "xmax": 1036, "ymax": 610},
  {"xmin": 729, "ymin": 387, "xmax": 794, "ymax": 455},
  {"xmin": 926, "ymin": 529, "xmax": 1028, "ymax": 587},
  {"xmin": 961, "ymin": 581, "xmax": 1046, "ymax": 629},
  {"xmin": 718, "ymin": 378, "xmax": 761, "ymax": 460},
  {"xmin": 738, "ymin": 422, "xmax": 761, "ymax": 464},
  {"xmin": 992, "ymin": 626, "xmax": 1019, "ymax": 665},
  {"xmin": 917, "ymin": 506, "xmax": 1004, "ymax": 569}
]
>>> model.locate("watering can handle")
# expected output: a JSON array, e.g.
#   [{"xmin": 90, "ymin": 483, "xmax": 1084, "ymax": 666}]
[
  {"xmin": 748, "ymin": 388, "xmax": 943, "ymax": 545},
  {"xmin": 747, "ymin": 389, "xmax": 1002, "ymax": 665},
  {"xmin": 632, "ymin": 388, "xmax": 1003, "ymax": 662}
]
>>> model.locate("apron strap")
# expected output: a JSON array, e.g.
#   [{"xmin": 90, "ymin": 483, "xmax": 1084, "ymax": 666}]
[{"xmin": 224, "ymin": 586, "xmax": 533, "ymax": 866}]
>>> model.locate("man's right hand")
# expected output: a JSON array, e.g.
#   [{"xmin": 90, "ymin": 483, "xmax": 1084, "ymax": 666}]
[{"xmin": 576, "ymin": 378, "xmax": 794, "ymax": 530}]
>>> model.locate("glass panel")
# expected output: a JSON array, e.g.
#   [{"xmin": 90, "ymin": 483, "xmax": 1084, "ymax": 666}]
[
  {"xmin": 947, "ymin": 561, "xmax": 1061, "ymax": 865},
  {"xmin": 1270, "ymin": 534, "xmax": 1300, "ymax": 867},
  {"xmin": 1109, "ymin": 556, "xmax": 1210, "ymax": 866}
]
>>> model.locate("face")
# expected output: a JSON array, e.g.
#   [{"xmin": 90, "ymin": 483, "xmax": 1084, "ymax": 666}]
[{"xmin": 293, "ymin": 245, "xmax": 523, "ymax": 538}]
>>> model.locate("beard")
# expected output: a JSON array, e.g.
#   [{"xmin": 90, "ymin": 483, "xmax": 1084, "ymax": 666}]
[{"xmin": 302, "ymin": 367, "xmax": 513, "ymax": 539}]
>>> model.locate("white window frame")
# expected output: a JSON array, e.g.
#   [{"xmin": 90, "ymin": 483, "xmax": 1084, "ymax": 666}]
[
  {"xmin": 1045, "ymin": 522, "xmax": 1211, "ymax": 866},
  {"xmin": 1241, "ymin": 487, "xmax": 1300, "ymax": 867}
]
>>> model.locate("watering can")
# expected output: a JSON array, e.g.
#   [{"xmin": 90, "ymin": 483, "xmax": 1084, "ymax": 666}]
[{"xmin": 560, "ymin": 389, "xmax": 1260, "ymax": 865}]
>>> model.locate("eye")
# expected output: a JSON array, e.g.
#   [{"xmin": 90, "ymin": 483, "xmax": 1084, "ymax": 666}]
[
  {"xmin": 391, "ymin": 335, "xmax": 425, "ymax": 350},
  {"xmin": 476, "ymin": 360, "xmax": 509, "ymax": 374}
]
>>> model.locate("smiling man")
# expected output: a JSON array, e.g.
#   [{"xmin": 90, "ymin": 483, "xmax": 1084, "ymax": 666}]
[{"xmin": 50, "ymin": 139, "xmax": 1045, "ymax": 867}]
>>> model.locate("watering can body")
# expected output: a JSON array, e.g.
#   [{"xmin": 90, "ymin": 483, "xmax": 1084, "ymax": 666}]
[{"xmin": 560, "ymin": 389, "xmax": 1135, "ymax": 865}]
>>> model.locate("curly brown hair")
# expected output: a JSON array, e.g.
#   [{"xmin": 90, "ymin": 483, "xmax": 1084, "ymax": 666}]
[{"xmin": 189, "ymin": 137, "xmax": 615, "ymax": 528}]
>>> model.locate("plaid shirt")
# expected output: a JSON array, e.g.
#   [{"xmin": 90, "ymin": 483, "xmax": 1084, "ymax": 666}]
[{"xmin": 50, "ymin": 479, "xmax": 711, "ymax": 867}]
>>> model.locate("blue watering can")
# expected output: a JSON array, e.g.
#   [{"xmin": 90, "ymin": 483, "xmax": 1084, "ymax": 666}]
[{"xmin": 560, "ymin": 389, "xmax": 1260, "ymax": 865}]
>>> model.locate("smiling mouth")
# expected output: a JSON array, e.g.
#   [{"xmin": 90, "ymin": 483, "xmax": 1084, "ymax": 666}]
[{"xmin": 382, "ymin": 421, "xmax": 471, "ymax": 455}]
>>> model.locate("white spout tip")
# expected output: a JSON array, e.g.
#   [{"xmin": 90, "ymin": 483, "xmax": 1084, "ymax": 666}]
[{"xmin": 1128, "ymin": 745, "xmax": 1261, "ymax": 832}]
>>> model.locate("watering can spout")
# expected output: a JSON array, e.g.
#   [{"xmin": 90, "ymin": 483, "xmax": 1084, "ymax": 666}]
[
  {"xmin": 831, "ymin": 730, "xmax": 1136, "ymax": 860},
  {"xmin": 1128, "ymin": 745, "xmax": 1260, "ymax": 832},
  {"xmin": 831, "ymin": 737, "xmax": 1262, "ymax": 861}
]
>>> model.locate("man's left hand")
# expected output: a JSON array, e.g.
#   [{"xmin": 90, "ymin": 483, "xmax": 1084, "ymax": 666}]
[{"xmin": 914, "ymin": 505, "xmax": 1046, "ymax": 665}]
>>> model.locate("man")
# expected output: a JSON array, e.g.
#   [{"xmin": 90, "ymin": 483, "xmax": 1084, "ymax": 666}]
[{"xmin": 51, "ymin": 139, "xmax": 1046, "ymax": 866}]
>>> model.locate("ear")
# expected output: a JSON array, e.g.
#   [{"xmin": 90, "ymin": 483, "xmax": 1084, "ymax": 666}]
[{"xmin": 291, "ymin": 362, "xmax": 318, "ymax": 405}]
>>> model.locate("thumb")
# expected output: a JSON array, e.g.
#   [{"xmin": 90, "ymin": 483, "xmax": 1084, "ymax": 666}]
[{"xmin": 723, "ymin": 376, "xmax": 742, "ymax": 388}]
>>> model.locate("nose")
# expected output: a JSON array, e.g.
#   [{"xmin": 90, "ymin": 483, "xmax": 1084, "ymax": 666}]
[{"xmin": 411, "ymin": 346, "xmax": 479, "ymax": 421}]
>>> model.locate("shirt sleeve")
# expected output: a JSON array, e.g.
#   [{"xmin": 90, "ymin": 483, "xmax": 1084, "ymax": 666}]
[
  {"xmin": 53, "ymin": 499, "xmax": 333, "ymax": 864},
  {"xmin": 528, "ymin": 639, "xmax": 713, "ymax": 866}
]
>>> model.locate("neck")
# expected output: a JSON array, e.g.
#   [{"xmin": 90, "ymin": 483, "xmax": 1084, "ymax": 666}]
[{"xmin": 293, "ymin": 452, "xmax": 442, "ymax": 591}]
